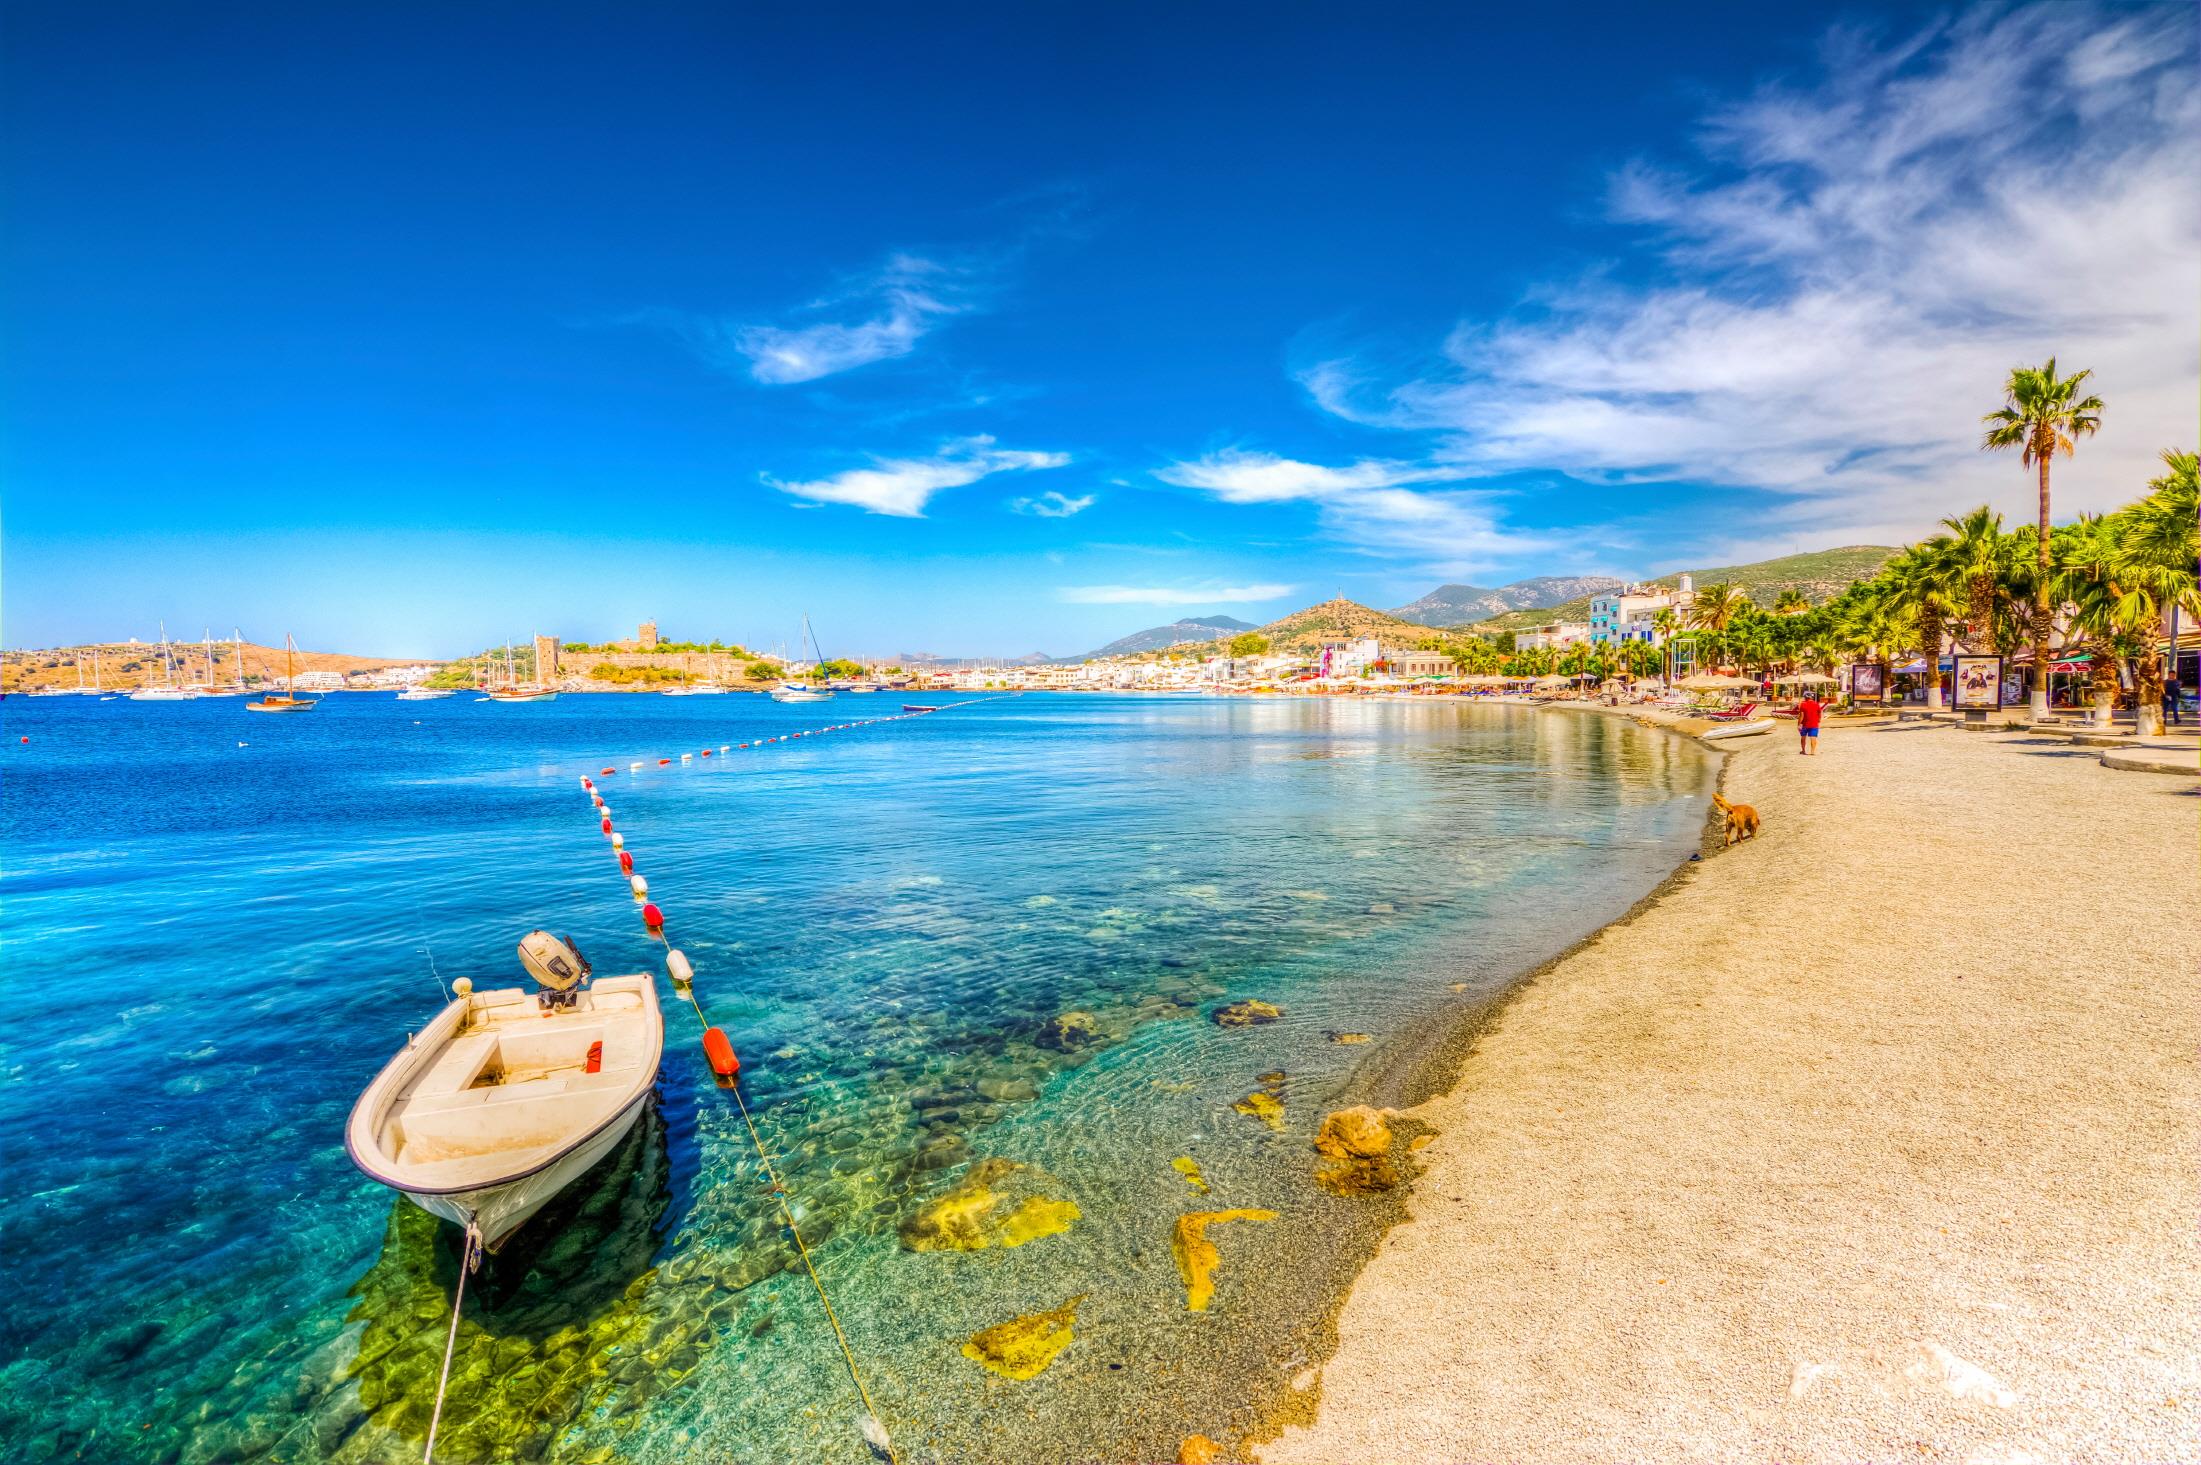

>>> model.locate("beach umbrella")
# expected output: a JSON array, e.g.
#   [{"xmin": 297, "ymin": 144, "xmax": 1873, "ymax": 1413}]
[
  {"xmin": 1677, "ymin": 673, "xmax": 1757, "ymax": 691},
  {"xmin": 1532, "ymin": 674, "xmax": 1569, "ymax": 688},
  {"xmin": 1780, "ymin": 671, "xmax": 1836, "ymax": 685}
]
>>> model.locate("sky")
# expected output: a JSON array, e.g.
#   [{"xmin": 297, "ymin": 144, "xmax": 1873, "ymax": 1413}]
[{"xmin": 3, "ymin": 1, "xmax": 2196, "ymax": 658}]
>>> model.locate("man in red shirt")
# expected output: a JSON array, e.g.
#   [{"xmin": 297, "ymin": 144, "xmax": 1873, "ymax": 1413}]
[{"xmin": 1795, "ymin": 694, "xmax": 1823, "ymax": 755}]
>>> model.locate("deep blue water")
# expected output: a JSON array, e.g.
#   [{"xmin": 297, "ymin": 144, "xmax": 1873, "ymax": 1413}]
[{"xmin": 0, "ymin": 692, "xmax": 1712, "ymax": 1464}]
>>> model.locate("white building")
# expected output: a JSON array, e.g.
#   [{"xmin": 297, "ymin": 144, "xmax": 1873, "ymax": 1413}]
[
  {"xmin": 1515, "ymin": 621, "xmax": 1592, "ymax": 652},
  {"xmin": 1589, "ymin": 574, "xmax": 1695, "ymax": 646}
]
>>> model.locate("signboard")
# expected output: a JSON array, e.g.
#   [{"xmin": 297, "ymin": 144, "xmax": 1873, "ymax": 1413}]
[
  {"xmin": 1953, "ymin": 654, "xmax": 2003, "ymax": 711},
  {"xmin": 1850, "ymin": 661, "xmax": 1886, "ymax": 703},
  {"xmin": 2000, "ymin": 668, "xmax": 2026, "ymax": 706}
]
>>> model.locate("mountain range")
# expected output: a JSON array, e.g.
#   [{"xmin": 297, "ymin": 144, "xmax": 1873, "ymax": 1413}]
[
  {"xmin": 1080, "ymin": 615, "xmax": 1256, "ymax": 658},
  {"xmin": 1386, "ymin": 576, "xmax": 1625, "ymax": 627},
  {"xmin": 1467, "ymin": 546, "xmax": 1899, "ymax": 633}
]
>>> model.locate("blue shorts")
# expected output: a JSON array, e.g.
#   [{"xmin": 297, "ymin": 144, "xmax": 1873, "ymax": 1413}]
[{"xmin": 1801, "ymin": 726, "xmax": 1819, "ymax": 737}]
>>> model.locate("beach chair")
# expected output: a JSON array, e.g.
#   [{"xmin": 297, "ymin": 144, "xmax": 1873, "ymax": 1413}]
[{"xmin": 1706, "ymin": 701, "xmax": 1759, "ymax": 722}]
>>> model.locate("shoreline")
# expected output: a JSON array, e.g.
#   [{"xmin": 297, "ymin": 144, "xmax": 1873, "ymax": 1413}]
[{"xmin": 1255, "ymin": 707, "xmax": 2201, "ymax": 1462}]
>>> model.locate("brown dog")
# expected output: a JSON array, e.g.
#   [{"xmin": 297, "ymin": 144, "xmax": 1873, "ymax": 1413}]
[{"xmin": 1712, "ymin": 793, "xmax": 1761, "ymax": 846}]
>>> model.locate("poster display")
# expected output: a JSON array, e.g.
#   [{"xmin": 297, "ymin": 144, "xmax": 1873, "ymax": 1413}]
[
  {"xmin": 1851, "ymin": 661, "xmax": 1886, "ymax": 702},
  {"xmin": 1953, "ymin": 654, "xmax": 2004, "ymax": 710}
]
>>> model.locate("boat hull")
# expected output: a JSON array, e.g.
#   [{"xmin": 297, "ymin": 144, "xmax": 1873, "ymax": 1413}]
[
  {"xmin": 404, "ymin": 1087, "xmax": 652, "ymax": 1250},
  {"xmin": 1701, "ymin": 717, "xmax": 1777, "ymax": 740}
]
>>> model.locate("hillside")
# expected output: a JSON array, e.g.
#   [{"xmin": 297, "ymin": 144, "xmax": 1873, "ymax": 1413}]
[
  {"xmin": 1468, "ymin": 547, "xmax": 1899, "ymax": 634},
  {"xmin": 1389, "ymin": 575, "xmax": 1623, "ymax": 627},
  {"xmin": 1, "ymin": 639, "xmax": 425, "ymax": 692},
  {"xmin": 1083, "ymin": 615, "xmax": 1256, "ymax": 659},
  {"xmin": 1255, "ymin": 597, "xmax": 1427, "ymax": 653}
]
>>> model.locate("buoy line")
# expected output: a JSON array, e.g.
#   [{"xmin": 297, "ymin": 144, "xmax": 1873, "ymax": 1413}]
[
  {"xmin": 580, "ymin": 697, "xmax": 1002, "ymax": 784},
  {"xmin": 577, "ymin": 775, "xmax": 902, "ymax": 1465}
]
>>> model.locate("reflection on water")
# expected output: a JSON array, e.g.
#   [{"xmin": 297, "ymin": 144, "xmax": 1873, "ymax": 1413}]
[{"xmin": 0, "ymin": 695, "xmax": 1712, "ymax": 1463}]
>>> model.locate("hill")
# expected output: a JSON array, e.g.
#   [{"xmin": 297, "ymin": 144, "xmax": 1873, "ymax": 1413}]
[
  {"xmin": 1389, "ymin": 575, "xmax": 1624, "ymax": 626},
  {"xmin": 1255, "ymin": 597, "xmax": 1427, "ymax": 653},
  {"xmin": 1468, "ymin": 546, "xmax": 1899, "ymax": 634},
  {"xmin": 1082, "ymin": 615, "xmax": 1257, "ymax": 659},
  {"xmin": 1, "ymin": 639, "xmax": 425, "ymax": 692}
]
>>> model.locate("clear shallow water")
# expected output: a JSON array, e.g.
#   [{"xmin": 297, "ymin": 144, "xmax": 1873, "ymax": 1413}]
[{"xmin": 0, "ymin": 693, "xmax": 1713, "ymax": 1464}]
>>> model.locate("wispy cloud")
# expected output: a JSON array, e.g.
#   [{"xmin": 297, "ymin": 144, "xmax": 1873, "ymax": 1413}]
[
  {"xmin": 1059, "ymin": 582, "xmax": 1295, "ymax": 606},
  {"xmin": 1304, "ymin": 6, "xmax": 2200, "ymax": 543},
  {"xmin": 671, "ymin": 254, "xmax": 973, "ymax": 385},
  {"xmin": 764, "ymin": 436, "xmax": 1069, "ymax": 517},
  {"xmin": 1154, "ymin": 450, "xmax": 1535, "ymax": 568},
  {"xmin": 1009, "ymin": 490, "xmax": 1097, "ymax": 518}
]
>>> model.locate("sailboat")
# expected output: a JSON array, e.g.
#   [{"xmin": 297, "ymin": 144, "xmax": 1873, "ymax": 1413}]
[
  {"xmin": 397, "ymin": 685, "xmax": 455, "ymax": 701},
  {"xmin": 246, "ymin": 635, "xmax": 318, "ymax": 712},
  {"xmin": 661, "ymin": 654, "xmax": 728, "ymax": 695},
  {"xmin": 194, "ymin": 630, "xmax": 244, "ymax": 695},
  {"xmin": 129, "ymin": 625, "xmax": 200, "ymax": 700},
  {"xmin": 486, "ymin": 639, "xmax": 557, "ymax": 703},
  {"xmin": 770, "ymin": 615, "xmax": 835, "ymax": 702}
]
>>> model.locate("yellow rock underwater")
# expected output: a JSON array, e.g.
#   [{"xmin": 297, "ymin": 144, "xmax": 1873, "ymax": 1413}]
[
  {"xmin": 900, "ymin": 1158, "xmax": 1081, "ymax": 1251},
  {"xmin": 1231, "ymin": 1090, "xmax": 1285, "ymax": 1131},
  {"xmin": 1171, "ymin": 1156, "xmax": 1211, "ymax": 1194},
  {"xmin": 1172, "ymin": 1209, "xmax": 1276, "ymax": 1311},
  {"xmin": 961, "ymin": 1294, "xmax": 1087, "ymax": 1380}
]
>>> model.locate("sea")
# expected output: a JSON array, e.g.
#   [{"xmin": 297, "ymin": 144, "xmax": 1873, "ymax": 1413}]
[{"xmin": 0, "ymin": 691, "xmax": 1714, "ymax": 1464}]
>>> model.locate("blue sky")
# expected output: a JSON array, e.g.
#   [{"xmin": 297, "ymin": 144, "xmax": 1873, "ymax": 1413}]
[{"xmin": 4, "ymin": 2, "xmax": 2195, "ymax": 658}]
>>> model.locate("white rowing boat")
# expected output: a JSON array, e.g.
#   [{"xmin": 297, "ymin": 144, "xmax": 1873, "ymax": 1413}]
[
  {"xmin": 346, "ymin": 936, "xmax": 662, "ymax": 1251},
  {"xmin": 1701, "ymin": 717, "xmax": 1778, "ymax": 740}
]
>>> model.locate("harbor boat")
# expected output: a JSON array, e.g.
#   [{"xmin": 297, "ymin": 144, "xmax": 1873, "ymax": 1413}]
[
  {"xmin": 661, "ymin": 656, "xmax": 729, "ymax": 695},
  {"xmin": 129, "ymin": 624, "xmax": 201, "ymax": 700},
  {"xmin": 902, "ymin": 703, "xmax": 941, "ymax": 712},
  {"xmin": 844, "ymin": 681, "xmax": 880, "ymax": 693},
  {"xmin": 344, "ymin": 933, "xmax": 663, "ymax": 1252},
  {"xmin": 485, "ymin": 638, "xmax": 558, "ymax": 702},
  {"xmin": 768, "ymin": 614, "xmax": 835, "ymax": 701},
  {"xmin": 1700, "ymin": 717, "xmax": 1777, "ymax": 741},
  {"xmin": 246, "ymin": 634, "xmax": 317, "ymax": 712},
  {"xmin": 192, "ymin": 630, "xmax": 247, "ymax": 696},
  {"xmin": 398, "ymin": 686, "xmax": 455, "ymax": 701}
]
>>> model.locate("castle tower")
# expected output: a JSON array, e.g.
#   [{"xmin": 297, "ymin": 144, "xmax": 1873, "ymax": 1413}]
[
  {"xmin": 533, "ymin": 634, "xmax": 559, "ymax": 681},
  {"xmin": 639, "ymin": 620, "xmax": 659, "ymax": 651}
]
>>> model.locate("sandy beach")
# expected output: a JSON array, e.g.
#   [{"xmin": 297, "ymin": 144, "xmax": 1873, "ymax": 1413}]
[{"xmin": 1263, "ymin": 713, "xmax": 2201, "ymax": 1464}]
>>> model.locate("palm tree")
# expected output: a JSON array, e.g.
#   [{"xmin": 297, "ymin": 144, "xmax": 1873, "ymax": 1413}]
[
  {"xmin": 1983, "ymin": 358, "xmax": 2105, "ymax": 718},
  {"xmin": 1686, "ymin": 583, "xmax": 1749, "ymax": 670},
  {"xmin": 1773, "ymin": 589, "xmax": 1809, "ymax": 615},
  {"xmin": 1884, "ymin": 535, "xmax": 1960, "ymax": 709},
  {"xmin": 2054, "ymin": 515, "xmax": 2139, "ymax": 728},
  {"xmin": 1940, "ymin": 506, "xmax": 2012, "ymax": 657},
  {"xmin": 2113, "ymin": 448, "xmax": 2200, "ymax": 734},
  {"xmin": 1651, "ymin": 607, "xmax": 1680, "ymax": 683}
]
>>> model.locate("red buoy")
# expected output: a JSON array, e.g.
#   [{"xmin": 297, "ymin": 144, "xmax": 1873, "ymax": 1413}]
[
  {"xmin": 701, "ymin": 748, "xmax": 713, "ymax": 757},
  {"xmin": 601, "ymin": 817, "xmax": 613, "ymax": 834},
  {"xmin": 581, "ymin": 777, "xmax": 593, "ymax": 790},
  {"xmin": 618, "ymin": 850, "xmax": 634, "ymax": 873},
  {"xmin": 658, "ymin": 758, "xmax": 671, "ymax": 766},
  {"xmin": 703, "ymin": 1026, "xmax": 740, "ymax": 1079},
  {"xmin": 642, "ymin": 901, "xmax": 664, "ymax": 930}
]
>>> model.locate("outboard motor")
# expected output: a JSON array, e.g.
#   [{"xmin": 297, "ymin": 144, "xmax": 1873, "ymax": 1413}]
[{"xmin": 517, "ymin": 930, "xmax": 591, "ymax": 1011}]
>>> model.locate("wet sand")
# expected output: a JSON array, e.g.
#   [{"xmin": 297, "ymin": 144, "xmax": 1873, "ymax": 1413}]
[{"xmin": 1262, "ymin": 712, "xmax": 2201, "ymax": 1463}]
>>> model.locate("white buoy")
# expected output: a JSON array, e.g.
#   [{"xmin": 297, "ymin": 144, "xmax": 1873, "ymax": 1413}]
[
  {"xmin": 596, "ymin": 803, "xmax": 610, "ymax": 819},
  {"xmin": 452, "ymin": 978, "xmax": 473, "ymax": 997},
  {"xmin": 610, "ymin": 832, "xmax": 624, "ymax": 848},
  {"xmin": 681, "ymin": 752, "xmax": 693, "ymax": 763},
  {"xmin": 666, "ymin": 949, "xmax": 693, "ymax": 986},
  {"xmin": 629, "ymin": 874, "xmax": 649, "ymax": 897},
  {"xmin": 630, "ymin": 761, "xmax": 644, "ymax": 771}
]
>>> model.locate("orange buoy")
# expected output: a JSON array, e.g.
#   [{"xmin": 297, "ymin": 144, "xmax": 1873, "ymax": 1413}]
[
  {"xmin": 702, "ymin": 1026, "xmax": 740, "ymax": 1078},
  {"xmin": 618, "ymin": 850, "xmax": 634, "ymax": 873},
  {"xmin": 658, "ymin": 758, "xmax": 671, "ymax": 766},
  {"xmin": 601, "ymin": 767, "xmax": 616, "ymax": 776},
  {"xmin": 642, "ymin": 901, "xmax": 664, "ymax": 930}
]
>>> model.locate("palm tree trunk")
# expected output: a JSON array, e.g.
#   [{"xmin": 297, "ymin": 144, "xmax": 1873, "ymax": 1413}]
[
  {"xmin": 2087, "ymin": 641, "xmax": 2119, "ymax": 729},
  {"xmin": 2135, "ymin": 648, "xmax": 2166, "ymax": 737},
  {"xmin": 1922, "ymin": 611, "xmax": 1943, "ymax": 711},
  {"xmin": 2032, "ymin": 455, "xmax": 2052, "ymax": 720}
]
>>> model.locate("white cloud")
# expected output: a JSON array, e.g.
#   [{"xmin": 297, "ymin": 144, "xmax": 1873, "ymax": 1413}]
[
  {"xmin": 1059, "ymin": 583, "xmax": 1295, "ymax": 606},
  {"xmin": 1305, "ymin": 6, "xmax": 2201, "ymax": 542},
  {"xmin": 1009, "ymin": 490, "xmax": 1097, "ymax": 518},
  {"xmin": 1154, "ymin": 450, "xmax": 1537, "ymax": 568},
  {"xmin": 696, "ymin": 255, "xmax": 969, "ymax": 385},
  {"xmin": 764, "ymin": 436, "xmax": 1068, "ymax": 517}
]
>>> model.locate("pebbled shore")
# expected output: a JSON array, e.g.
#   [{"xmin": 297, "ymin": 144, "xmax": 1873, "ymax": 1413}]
[{"xmin": 1261, "ymin": 711, "xmax": 2201, "ymax": 1464}]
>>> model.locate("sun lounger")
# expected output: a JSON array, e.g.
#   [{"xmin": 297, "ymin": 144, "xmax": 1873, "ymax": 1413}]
[{"xmin": 1707, "ymin": 701, "xmax": 1760, "ymax": 722}]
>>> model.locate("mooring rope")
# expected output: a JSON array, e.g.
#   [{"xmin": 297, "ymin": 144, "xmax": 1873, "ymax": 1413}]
[{"xmin": 422, "ymin": 1223, "xmax": 480, "ymax": 1464}]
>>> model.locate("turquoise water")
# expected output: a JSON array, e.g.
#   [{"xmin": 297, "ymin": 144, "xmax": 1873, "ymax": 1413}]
[{"xmin": 0, "ymin": 692, "xmax": 1712, "ymax": 1463}]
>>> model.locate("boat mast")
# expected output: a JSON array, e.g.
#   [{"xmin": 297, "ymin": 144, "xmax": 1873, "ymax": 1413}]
[
  {"xmin": 286, "ymin": 634, "xmax": 298, "ymax": 696},
  {"xmin": 232, "ymin": 629, "xmax": 246, "ymax": 691}
]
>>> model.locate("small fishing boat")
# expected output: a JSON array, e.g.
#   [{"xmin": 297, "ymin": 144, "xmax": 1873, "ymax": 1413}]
[
  {"xmin": 247, "ymin": 634, "xmax": 317, "ymax": 712},
  {"xmin": 1700, "ymin": 717, "xmax": 1777, "ymax": 741},
  {"xmin": 771, "ymin": 682, "xmax": 831, "ymax": 702},
  {"xmin": 902, "ymin": 703, "xmax": 941, "ymax": 712},
  {"xmin": 398, "ymin": 686, "xmax": 455, "ymax": 700},
  {"xmin": 345, "ymin": 933, "xmax": 663, "ymax": 1252}
]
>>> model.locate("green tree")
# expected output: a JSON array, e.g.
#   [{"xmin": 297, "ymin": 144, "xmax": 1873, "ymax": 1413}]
[
  {"xmin": 1883, "ymin": 535, "xmax": 1961, "ymax": 709},
  {"xmin": 744, "ymin": 661, "xmax": 781, "ymax": 682},
  {"xmin": 2112, "ymin": 448, "xmax": 2200, "ymax": 734},
  {"xmin": 1939, "ymin": 505, "xmax": 2015, "ymax": 656},
  {"xmin": 1983, "ymin": 358, "xmax": 2104, "ymax": 715},
  {"xmin": 1773, "ymin": 589, "xmax": 1809, "ymax": 614},
  {"xmin": 1227, "ymin": 632, "xmax": 1272, "ymax": 657}
]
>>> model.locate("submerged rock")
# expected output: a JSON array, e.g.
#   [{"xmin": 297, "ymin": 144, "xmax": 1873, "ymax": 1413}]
[
  {"xmin": 1171, "ymin": 1156, "xmax": 1211, "ymax": 1195},
  {"xmin": 1212, "ymin": 1000, "xmax": 1281, "ymax": 1027},
  {"xmin": 960, "ymin": 1294, "xmax": 1086, "ymax": 1380},
  {"xmin": 1327, "ymin": 1031, "xmax": 1370, "ymax": 1045},
  {"xmin": 1314, "ymin": 1106, "xmax": 1401, "ymax": 1194},
  {"xmin": 899, "ymin": 1158, "xmax": 1081, "ymax": 1251},
  {"xmin": 1039, "ymin": 1010, "xmax": 1099, "ymax": 1050},
  {"xmin": 1172, "ymin": 1209, "xmax": 1277, "ymax": 1312},
  {"xmin": 1232, "ymin": 1091, "xmax": 1285, "ymax": 1132}
]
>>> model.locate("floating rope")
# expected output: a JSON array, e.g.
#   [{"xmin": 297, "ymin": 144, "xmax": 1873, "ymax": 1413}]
[
  {"xmin": 422, "ymin": 1223, "xmax": 480, "ymax": 1464},
  {"xmin": 579, "ymin": 696, "xmax": 1000, "ymax": 783},
  {"xmin": 582, "ymin": 779, "xmax": 902, "ymax": 1465}
]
